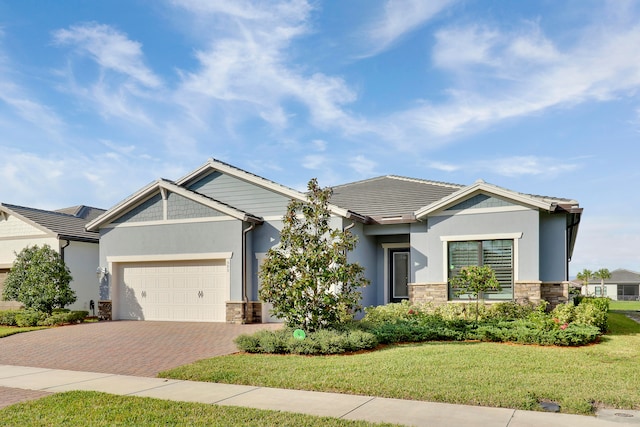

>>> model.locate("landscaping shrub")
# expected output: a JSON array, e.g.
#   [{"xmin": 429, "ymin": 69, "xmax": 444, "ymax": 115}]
[
  {"xmin": 575, "ymin": 303, "xmax": 608, "ymax": 332},
  {"xmin": 551, "ymin": 298, "xmax": 609, "ymax": 333},
  {"xmin": 0, "ymin": 309, "xmax": 89, "ymax": 327},
  {"xmin": 15, "ymin": 310, "xmax": 47, "ymax": 327},
  {"xmin": 39, "ymin": 310, "xmax": 89, "ymax": 326},
  {"xmin": 0, "ymin": 310, "xmax": 19, "ymax": 326},
  {"xmin": 234, "ymin": 328, "xmax": 378, "ymax": 355},
  {"xmin": 474, "ymin": 320, "xmax": 600, "ymax": 346}
]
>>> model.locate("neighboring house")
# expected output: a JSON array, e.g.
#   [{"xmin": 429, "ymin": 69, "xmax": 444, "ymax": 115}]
[
  {"xmin": 584, "ymin": 269, "xmax": 640, "ymax": 300},
  {"xmin": 0, "ymin": 204, "xmax": 105, "ymax": 312},
  {"xmin": 86, "ymin": 158, "xmax": 582, "ymax": 323}
]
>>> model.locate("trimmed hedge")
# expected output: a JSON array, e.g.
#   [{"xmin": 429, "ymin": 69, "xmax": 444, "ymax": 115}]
[
  {"xmin": 235, "ymin": 328, "xmax": 378, "ymax": 355},
  {"xmin": 0, "ymin": 309, "xmax": 89, "ymax": 327}
]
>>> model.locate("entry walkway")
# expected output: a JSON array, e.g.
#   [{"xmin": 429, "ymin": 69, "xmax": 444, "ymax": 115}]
[{"xmin": 0, "ymin": 364, "xmax": 638, "ymax": 426}]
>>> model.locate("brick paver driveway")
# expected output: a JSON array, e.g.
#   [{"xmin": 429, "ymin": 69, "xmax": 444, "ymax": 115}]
[
  {"xmin": 0, "ymin": 321, "xmax": 280, "ymax": 408},
  {"xmin": 0, "ymin": 320, "xmax": 280, "ymax": 408},
  {"xmin": 0, "ymin": 321, "xmax": 280, "ymax": 377}
]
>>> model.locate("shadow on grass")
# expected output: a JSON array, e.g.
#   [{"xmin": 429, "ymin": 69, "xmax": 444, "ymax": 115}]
[{"xmin": 603, "ymin": 312, "xmax": 640, "ymax": 336}]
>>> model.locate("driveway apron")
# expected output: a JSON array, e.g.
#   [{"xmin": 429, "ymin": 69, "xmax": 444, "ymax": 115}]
[{"xmin": 0, "ymin": 321, "xmax": 280, "ymax": 377}]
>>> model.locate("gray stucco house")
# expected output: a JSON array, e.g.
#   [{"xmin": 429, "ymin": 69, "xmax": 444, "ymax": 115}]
[
  {"xmin": 86, "ymin": 158, "xmax": 582, "ymax": 323},
  {"xmin": 0, "ymin": 204, "xmax": 105, "ymax": 312}
]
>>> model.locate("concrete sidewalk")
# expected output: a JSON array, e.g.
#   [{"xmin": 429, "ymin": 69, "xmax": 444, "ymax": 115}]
[{"xmin": 0, "ymin": 364, "xmax": 638, "ymax": 426}]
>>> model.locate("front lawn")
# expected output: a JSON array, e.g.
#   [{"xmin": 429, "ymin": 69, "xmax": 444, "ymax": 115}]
[
  {"xmin": 0, "ymin": 325, "xmax": 47, "ymax": 338},
  {"xmin": 609, "ymin": 300, "xmax": 640, "ymax": 311},
  {"xmin": 0, "ymin": 391, "xmax": 399, "ymax": 427},
  {"xmin": 161, "ymin": 312, "xmax": 640, "ymax": 415}
]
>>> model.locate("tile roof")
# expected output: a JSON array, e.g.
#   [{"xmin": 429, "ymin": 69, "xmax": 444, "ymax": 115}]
[
  {"xmin": 330, "ymin": 176, "xmax": 463, "ymax": 220},
  {"xmin": 1, "ymin": 203, "xmax": 105, "ymax": 242}
]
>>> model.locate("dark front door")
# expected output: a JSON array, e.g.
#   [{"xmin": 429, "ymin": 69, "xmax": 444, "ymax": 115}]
[{"xmin": 390, "ymin": 249, "xmax": 410, "ymax": 303}]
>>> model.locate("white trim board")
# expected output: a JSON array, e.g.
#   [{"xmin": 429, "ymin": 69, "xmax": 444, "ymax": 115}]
[{"xmin": 107, "ymin": 252, "xmax": 233, "ymax": 264}]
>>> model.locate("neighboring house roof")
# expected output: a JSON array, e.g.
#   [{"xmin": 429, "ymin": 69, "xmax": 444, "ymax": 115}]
[
  {"xmin": 331, "ymin": 176, "xmax": 462, "ymax": 222},
  {"xmin": 55, "ymin": 205, "xmax": 105, "ymax": 221},
  {"xmin": 0, "ymin": 203, "xmax": 105, "ymax": 243},
  {"xmin": 588, "ymin": 269, "xmax": 640, "ymax": 284}
]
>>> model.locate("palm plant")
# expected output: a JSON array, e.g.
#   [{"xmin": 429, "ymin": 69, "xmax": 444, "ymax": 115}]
[
  {"xmin": 593, "ymin": 268, "xmax": 611, "ymax": 297},
  {"xmin": 576, "ymin": 269, "xmax": 593, "ymax": 296}
]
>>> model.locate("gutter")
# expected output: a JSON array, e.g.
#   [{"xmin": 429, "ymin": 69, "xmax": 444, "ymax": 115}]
[{"xmin": 60, "ymin": 239, "xmax": 71, "ymax": 262}]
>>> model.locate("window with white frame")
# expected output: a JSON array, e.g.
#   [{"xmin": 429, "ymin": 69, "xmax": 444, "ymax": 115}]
[{"xmin": 448, "ymin": 239, "xmax": 514, "ymax": 300}]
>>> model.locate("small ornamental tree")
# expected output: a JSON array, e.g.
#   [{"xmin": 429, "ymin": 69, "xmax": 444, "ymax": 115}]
[
  {"xmin": 449, "ymin": 265, "xmax": 501, "ymax": 324},
  {"xmin": 259, "ymin": 178, "xmax": 369, "ymax": 331},
  {"xmin": 2, "ymin": 244, "xmax": 76, "ymax": 314}
]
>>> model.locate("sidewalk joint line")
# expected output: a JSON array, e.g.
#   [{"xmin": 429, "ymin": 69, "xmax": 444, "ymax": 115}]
[
  {"xmin": 213, "ymin": 386, "xmax": 262, "ymax": 404},
  {"xmin": 339, "ymin": 396, "xmax": 376, "ymax": 419},
  {"xmin": 505, "ymin": 409, "xmax": 516, "ymax": 426}
]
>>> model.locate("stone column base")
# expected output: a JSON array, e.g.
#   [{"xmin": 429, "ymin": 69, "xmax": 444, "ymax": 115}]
[
  {"xmin": 98, "ymin": 300, "xmax": 112, "ymax": 321},
  {"xmin": 226, "ymin": 301, "xmax": 263, "ymax": 324}
]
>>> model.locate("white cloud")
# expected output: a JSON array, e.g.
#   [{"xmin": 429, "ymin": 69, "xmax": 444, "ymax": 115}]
[
  {"xmin": 52, "ymin": 23, "xmax": 162, "ymax": 88},
  {"xmin": 361, "ymin": 0, "xmax": 456, "ymax": 57},
  {"xmin": 428, "ymin": 161, "xmax": 459, "ymax": 172},
  {"xmin": 427, "ymin": 156, "xmax": 579, "ymax": 178},
  {"xmin": 349, "ymin": 155, "xmax": 376, "ymax": 176},
  {"xmin": 302, "ymin": 154, "xmax": 327, "ymax": 170},
  {"xmin": 380, "ymin": 19, "xmax": 640, "ymax": 145},
  {"xmin": 174, "ymin": 0, "xmax": 365, "ymax": 136},
  {"xmin": 476, "ymin": 156, "xmax": 579, "ymax": 177},
  {"xmin": 311, "ymin": 139, "xmax": 327, "ymax": 151}
]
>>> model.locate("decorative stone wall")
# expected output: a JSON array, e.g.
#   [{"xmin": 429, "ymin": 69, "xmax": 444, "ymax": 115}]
[
  {"xmin": 409, "ymin": 283, "xmax": 448, "ymax": 304},
  {"xmin": 98, "ymin": 300, "xmax": 112, "ymax": 321},
  {"xmin": 409, "ymin": 281, "xmax": 568, "ymax": 310},
  {"xmin": 226, "ymin": 301, "xmax": 262, "ymax": 324},
  {"xmin": 541, "ymin": 282, "xmax": 569, "ymax": 310}
]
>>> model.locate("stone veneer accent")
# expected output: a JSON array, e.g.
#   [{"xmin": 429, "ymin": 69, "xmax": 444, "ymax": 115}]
[
  {"xmin": 226, "ymin": 301, "xmax": 262, "ymax": 324},
  {"xmin": 410, "ymin": 281, "xmax": 569, "ymax": 310},
  {"xmin": 98, "ymin": 300, "xmax": 112, "ymax": 321},
  {"xmin": 409, "ymin": 283, "xmax": 448, "ymax": 304}
]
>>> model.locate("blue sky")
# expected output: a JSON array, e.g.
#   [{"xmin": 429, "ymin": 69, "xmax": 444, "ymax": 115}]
[{"xmin": 0, "ymin": 0, "xmax": 638, "ymax": 276}]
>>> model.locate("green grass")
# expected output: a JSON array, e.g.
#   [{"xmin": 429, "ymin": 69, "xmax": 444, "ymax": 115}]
[
  {"xmin": 0, "ymin": 391, "xmax": 399, "ymax": 427},
  {"xmin": 0, "ymin": 325, "xmax": 47, "ymax": 338},
  {"xmin": 161, "ymin": 313, "xmax": 640, "ymax": 415},
  {"xmin": 609, "ymin": 300, "xmax": 640, "ymax": 311}
]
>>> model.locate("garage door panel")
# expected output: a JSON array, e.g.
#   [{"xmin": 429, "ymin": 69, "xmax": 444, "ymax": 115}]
[{"xmin": 117, "ymin": 260, "xmax": 229, "ymax": 322}]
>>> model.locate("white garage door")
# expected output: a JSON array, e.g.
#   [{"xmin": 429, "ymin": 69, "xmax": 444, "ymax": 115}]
[{"xmin": 117, "ymin": 259, "xmax": 229, "ymax": 322}]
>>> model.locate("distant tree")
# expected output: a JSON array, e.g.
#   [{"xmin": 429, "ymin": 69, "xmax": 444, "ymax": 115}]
[
  {"xmin": 259, "ymin": 178, "xmax": 369, "ymax": 331},
  {"xmin": 2, "ymin": 245, "xmax": 75, "ymax": 314},
  {"xmin": 449, "ymin": 265, "xmax": 501, "ymax": 324},
  {"xmin": 576, "ymin": 269, "xmax": 593, "ymax": 296},
  {"xmin": 593, "ymin": 268, "xmax": 611, "ymax": 296}
]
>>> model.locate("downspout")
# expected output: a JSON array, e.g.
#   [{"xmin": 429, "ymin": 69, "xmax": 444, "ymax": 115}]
[
  {"xmin": 242, "ymin": 223, "xmax": 256, "ymax": 324},
  {"xmin": 60, "ymin": 239, "xmax": 71, "ymax": 262}
]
